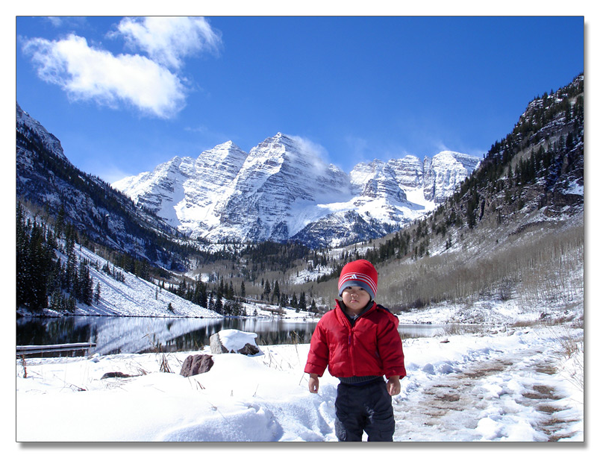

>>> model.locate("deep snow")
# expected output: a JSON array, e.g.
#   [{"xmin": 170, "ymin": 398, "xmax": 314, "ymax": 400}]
[
  {"xmin": 16, "ymin": 316, "xmax": 583, "ymax": 443},
  {"xmin": 12, "ymin": 228, "xmax": 588, "ymax": 447}
]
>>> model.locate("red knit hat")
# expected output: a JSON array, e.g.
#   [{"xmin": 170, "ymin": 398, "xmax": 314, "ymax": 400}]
[{"xmin": 338, "ymin": 259, "xmax": 378, "ymax": 300}]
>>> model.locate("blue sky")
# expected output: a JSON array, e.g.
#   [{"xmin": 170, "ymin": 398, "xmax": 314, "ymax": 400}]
[{"xmin": 16, "ymin": 15, "xmax": 584, "ymax": 183}]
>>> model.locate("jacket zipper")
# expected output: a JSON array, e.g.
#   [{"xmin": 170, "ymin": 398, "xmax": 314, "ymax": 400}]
[{"xmin": 348, "ymin": 327, "xmax": 355, "ymax": 374}]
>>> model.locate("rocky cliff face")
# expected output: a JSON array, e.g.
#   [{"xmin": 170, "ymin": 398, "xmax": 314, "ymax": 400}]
[
  {"xmin": 114, "ymin": 141, "xmax": 248, "ymax": 234},
  {"xmin": 423, "ymin": 151, "xmax": 482, "ymax": 203},
  {"xmin": 113, "ymin": 133, "xmax": 480, "ymax": 247}
]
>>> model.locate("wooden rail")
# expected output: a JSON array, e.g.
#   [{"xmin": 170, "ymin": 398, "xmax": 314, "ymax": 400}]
[{"xmin": 16, "ymin": 342, "xmax": 97, "ymax": 355}]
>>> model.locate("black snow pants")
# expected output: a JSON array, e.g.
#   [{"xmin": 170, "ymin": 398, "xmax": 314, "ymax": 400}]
[{"xmin": 334, "ymin": 377, "xmax": 395, "ymax": 441}]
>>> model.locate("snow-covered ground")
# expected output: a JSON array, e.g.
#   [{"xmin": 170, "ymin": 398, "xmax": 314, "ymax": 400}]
[
  {"xmin": 16, "ymin": 318, "xmax": 583, "ymax": 443},
  {"xmin": 290, "ymin": 264, "xmax": 334, "ymax": 285},
  {"xmin": 12, "ymin": 228, "xmax": 589, "ymax": 448}
]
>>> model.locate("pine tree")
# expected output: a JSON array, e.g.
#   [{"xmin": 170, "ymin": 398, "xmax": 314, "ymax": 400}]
[
  {"xmin": 94, "ymin": 282, "xmax": 101, "ymax": 305},
  {"xmin": 226, "ymin": 281, "xmax": 234, "ymax": 300},
  {"xmin": 299, "ymin": 292, "xmax": 307, "ymax": 311},
  {"xmin": 272, "ymin": 280, "xmax": 280, "ymax": 302},
  {"xmin": 77, "ymin": 262, "xmax": 93, "ymax": 305},
  {"xmin": 192, "ymin": 280, "xmax": 207, "ymax": 308},
  {"xmin": 214, "ymin": 291, "xmax": 223, "ymax": 314},
  {"xmin": 29, "ymin": 223, "xmax": 54, "ymax": 310},
  {"xmin": 16, "ymin": 205, "xmax": 57, "ymax": 311},
  {"xmin": 16, "ymin": 203, "xmax": 31, "ymax": 307}
]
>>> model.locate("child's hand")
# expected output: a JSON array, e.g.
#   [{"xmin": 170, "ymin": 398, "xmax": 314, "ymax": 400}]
[
  {"xmin": 387, "ymin": 376, "xmax": 401, "ymax": 396},
  {"xmin": 308, "ymin": 373, "xmax": 320, "ymax": 393}
]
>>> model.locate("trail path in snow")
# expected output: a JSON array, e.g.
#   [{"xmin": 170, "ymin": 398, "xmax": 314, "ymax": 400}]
[{"xmin": 392, "ymin": 339, "xmax": 582, "ymax": 442}]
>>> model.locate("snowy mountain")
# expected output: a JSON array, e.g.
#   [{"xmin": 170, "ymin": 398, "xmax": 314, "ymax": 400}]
[{"xmin": 113, "ymin": 133, "xmax": 480, "ymax": 247}]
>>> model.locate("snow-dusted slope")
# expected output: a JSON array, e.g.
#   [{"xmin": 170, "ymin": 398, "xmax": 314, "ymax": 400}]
[
  {"xmin": 39, "ymin": 242, "xmax": 221, "ymax": 318},
  {"xmin": 113, "ymin": 133, "xmax": 480, "ymax": 247}
]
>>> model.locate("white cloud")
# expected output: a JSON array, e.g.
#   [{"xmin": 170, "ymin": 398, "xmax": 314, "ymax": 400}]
[
  {"xmin": 288, "ymin": 134, "xmax": 331, "ymax": 164},
  {"xmin": 22, "ymin": 34, "xmax": 186, "ymax": 118},
  {"xmin": 114, "ymin": 17, "xmax": 222, "ymax": 70},
  {"xmin": 21, "ymin": 17, "xmax": 223, "ymax": 119}
]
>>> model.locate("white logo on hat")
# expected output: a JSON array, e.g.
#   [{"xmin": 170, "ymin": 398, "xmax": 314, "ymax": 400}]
[{"xmin": 351, "ymin": 274, "xmax": 357, "ymax": 279}]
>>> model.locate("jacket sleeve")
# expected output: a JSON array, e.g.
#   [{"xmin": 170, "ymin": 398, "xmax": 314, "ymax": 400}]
[
  {"xmin": 377, "ymin": 312, "xmax": 406, "ymax": 379},
  {"xmin": 304, "ymin": 319, "xmax": 329, "ymax": 376}
]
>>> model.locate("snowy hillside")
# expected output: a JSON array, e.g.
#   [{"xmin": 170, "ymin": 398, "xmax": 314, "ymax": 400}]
[{"xmin": 22, "ymin": 242, "xmax": 222, "ymax": 319}]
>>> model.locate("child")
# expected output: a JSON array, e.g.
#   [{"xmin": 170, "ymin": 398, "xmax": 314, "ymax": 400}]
[{"xmin": 305, "ymin": 259, "xmax": 406, "ymax": 441}]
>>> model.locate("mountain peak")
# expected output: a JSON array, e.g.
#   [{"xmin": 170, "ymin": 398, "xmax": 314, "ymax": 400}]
[
  {"xmin": 197, "ymin": 141, "xmax": 247, "ymax": 166},
  {"xmin": 252, "ymin": 132, "xmax": 297, "ymax": 153},
  {"xmin": 211, "ymin": 140, "xmax": 244, "ymax": 152}
]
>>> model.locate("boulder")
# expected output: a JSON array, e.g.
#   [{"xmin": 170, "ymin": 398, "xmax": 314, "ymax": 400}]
[
  {"xmin": 238, "ymin": 342, "xmax": 260, "ymax": 355},
  {"xmin": 209, "ymin": 329, "xmax": 260, "ymax": 355},
  {"xmin": 180, "ymin": 354, "xmax": 214, "ymax": 377},
  {"xmin": 209, "ymin": 333, "xmax": 229, "ymax": 354}
]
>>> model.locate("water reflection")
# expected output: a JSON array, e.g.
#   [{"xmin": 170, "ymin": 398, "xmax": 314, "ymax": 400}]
[
  {"xmin": 16, "ymin": 316, "xmax": 318, "ymax": 356},
  {"xmin": 17, "ymin": 316, "xmax": 485, "ymax": 357}
]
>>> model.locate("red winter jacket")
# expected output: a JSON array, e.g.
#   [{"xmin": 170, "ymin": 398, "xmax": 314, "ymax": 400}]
[{"xmin": 304, "ymin": 300, "xmax": 406, "ymax": 379}]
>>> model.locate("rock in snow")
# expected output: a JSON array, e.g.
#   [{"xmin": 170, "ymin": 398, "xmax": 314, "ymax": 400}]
[
  {"xmin": 210, "ymin": 330, "xmax": 260, "ymax": 355},
  {"xmin": 180, "ymin": 354, "xmax": 214, "ymax": 377}
]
